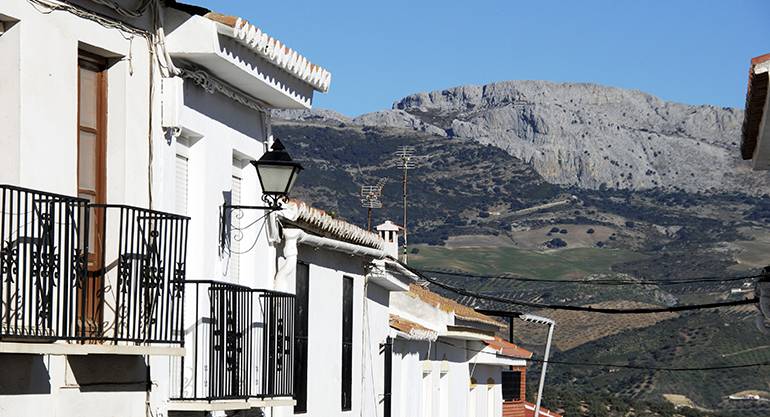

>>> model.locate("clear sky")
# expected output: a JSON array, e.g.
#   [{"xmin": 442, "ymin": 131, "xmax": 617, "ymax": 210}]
[{"xmin": 190, "ymin": 0, "xmax": 770, "ymax": 118}]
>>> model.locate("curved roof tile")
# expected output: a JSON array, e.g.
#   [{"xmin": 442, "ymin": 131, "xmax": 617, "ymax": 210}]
[{"xmin": 204, "ymin": 13, "xmax": 331, "ymax": 94}]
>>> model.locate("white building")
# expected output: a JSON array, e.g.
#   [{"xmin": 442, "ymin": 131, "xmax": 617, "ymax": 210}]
[
  {"xmin": 0, "ymin": 0, "xmax": 353, "ymax": 416},
  {"xmin": 388, "ymin": 284, "xmax": 534, "ymax": 417},
  {"xmin": 0, "ymin": 2, "xmax": 545, "ymax": 417}
]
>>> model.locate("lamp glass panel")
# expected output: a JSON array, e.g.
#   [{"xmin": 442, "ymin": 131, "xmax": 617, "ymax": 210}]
[
  {"xmin": 257, "ymin": 164, "xmax": 295, "ymax": 194},
  {"xmin": 286, "ymin": 166, "xmax": 300, "ymax": 194}
]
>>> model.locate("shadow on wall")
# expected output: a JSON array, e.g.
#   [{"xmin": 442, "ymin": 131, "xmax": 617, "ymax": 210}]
[
  {"xmin": 68, "ymin": 355, "xmax": 148, "ymax": 392},
  {"xmin": 0, "ymin": 354, "xmax": 51, "ymax": 395}
]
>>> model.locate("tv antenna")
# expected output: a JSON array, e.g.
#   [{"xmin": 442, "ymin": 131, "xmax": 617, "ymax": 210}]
[
  {"xmin": 361, "ymin": 177, "xmax": 387, "ymax": 231},
  {"xmin": 397, "ymin": 146, "xmax": 416, "ymax": 264}
]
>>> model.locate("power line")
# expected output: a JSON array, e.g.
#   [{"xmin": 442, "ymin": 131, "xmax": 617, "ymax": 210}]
[
  {"xmin": 415, "ymin": 267, "xmax": 762, "ymax": 286},
  {"xmin": 525, "ymin": 356, "xmax": 770, "ymax": 372},
  {"xmin": 436, "ymin": 340, "xmax": 769, "ymax": 372},
  {"xmin": 402, "ymin": 263, "xmax": 758, "ymax": 314}
]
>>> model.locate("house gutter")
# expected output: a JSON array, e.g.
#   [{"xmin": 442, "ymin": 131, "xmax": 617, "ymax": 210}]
[
  {"xmin": 294, "ymin": 230, "xmax": 389, "ymax": 259},
  {"xmin": 273, "ymin": 228, "xmax": 388, "ymax": 291}
]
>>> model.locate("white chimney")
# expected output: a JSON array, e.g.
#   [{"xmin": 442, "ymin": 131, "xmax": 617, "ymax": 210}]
[{"xmin": 374, "ymin": 220, "xmax": 403, "ymax": 259}]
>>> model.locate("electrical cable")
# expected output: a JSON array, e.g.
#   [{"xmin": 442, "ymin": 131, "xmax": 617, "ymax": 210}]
[
  {"xmin": 415, "ymin": 267, "xmax": 761, "ymax": 286},
  {"xmin": 435, "ymin": 340, "xmax": 770, "ymax": 373},
  {"xmin": 400, "ymin": 262, "xmax": 758, "ymax": 314},
  {"xmin": 524, "ymin": 356, "xmax": 770, "ymax": 372}
]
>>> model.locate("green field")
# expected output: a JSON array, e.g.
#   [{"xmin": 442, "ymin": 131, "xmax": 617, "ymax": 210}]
[{"xmin": 408, "ymin": 245, "xmax": 647, "ymax": 280}]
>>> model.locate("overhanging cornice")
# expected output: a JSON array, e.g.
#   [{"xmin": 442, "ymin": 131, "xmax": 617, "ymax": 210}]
[{"xmin": 165, "ymin": 15, "xmax": 319, "ymax": 109}]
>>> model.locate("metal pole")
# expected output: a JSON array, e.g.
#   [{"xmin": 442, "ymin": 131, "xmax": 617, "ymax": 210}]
[
  {"xmin": 521, "ymin": 314, "xmax": 555, "ymax": 417},
  {"xmin": 402, "ymin": 165, "xmax": 408, "ymax": 264}
]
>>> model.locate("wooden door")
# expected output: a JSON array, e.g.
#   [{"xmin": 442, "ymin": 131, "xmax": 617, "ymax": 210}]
[{"xmin": 77, "ymin": 51, "xmax": 107, "ymax": 340}]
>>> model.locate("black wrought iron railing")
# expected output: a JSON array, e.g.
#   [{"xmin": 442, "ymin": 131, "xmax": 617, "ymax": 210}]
[
  {"xmin": 0, "ymin": 185, "xmax": 188, "ymax": 345},
  {"xmin": 89, "ymin": 203, "xmax": 188, "ymax": 344},
  {"xmin": 172, "ymin": 280, "xmax": 295, "ymax": 401},
  {"xmin": 0, "ymin": 185, "xmax": 89, "ymax": 340}
]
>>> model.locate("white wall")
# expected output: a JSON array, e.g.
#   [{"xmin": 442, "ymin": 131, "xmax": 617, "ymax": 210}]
[
  {"xmin": 391, "ymin": 338, "xmax": 506, "ymax": 417},
  {"xmin": 0, "ymin": 1, "xmax": 326, "ymax": 416},
  {"xmin": 296, "ymin": 245, "xmax": 366, "ymax": 417},
  {"xmin": 0, "ymin": 0, "xmax": 153, "ymax": 203},
  {"xmin": 0, "ymin": 16, "xmax": 21, "ymax": 184},
  {"xmin": 170, "ymin": 77, "xmax": 270, "ymax": 284},
  {"xmin": 362, "ymin": 281, "xmax": 392, "ymax": 417},
  {"xmin": 0, "ymin": 2, "xmax": 156, "ymax": 415}
]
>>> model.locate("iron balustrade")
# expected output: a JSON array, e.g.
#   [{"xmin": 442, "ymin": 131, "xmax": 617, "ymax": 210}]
[
  {"xmin": 0, "ymin": 185, "xmax": 89, "ymax": 340},
  {"xmin": 89, "ymin": 203, "xmax": 188, "ymax": 344},
  {"xmin": 0, "ymin": 185, "xmax": 188, "ymax": 345},
  {"xmin": 172, "ymin": 280, "xmax": 295, "ymax": 401}
]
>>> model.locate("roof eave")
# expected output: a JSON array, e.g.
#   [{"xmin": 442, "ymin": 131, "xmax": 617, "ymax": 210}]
[
  {"xmin": 165, "ymin": 15, "xmax": 319, "ymax": 110},
  {"xmin": 741, "ymin": 54, "xmax": 770, "ymax": 169}
]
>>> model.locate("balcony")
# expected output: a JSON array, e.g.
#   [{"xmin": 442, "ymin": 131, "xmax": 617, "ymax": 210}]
[
  {"xmin": 0, "ymin": 185, "xmax": 188, "ymax": 353},
  {"xmin": 170, "ymin": 280, "xmax": 295, "ymax": 409}
]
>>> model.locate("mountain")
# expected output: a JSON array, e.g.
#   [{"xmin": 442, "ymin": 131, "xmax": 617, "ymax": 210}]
[
  {"xmin": 273, "ymin": 80, "xmax": 770, "ymax": 415},
  {"xmin": 280, "ymin": 80, "xmax": 770, "ymax": 195}
]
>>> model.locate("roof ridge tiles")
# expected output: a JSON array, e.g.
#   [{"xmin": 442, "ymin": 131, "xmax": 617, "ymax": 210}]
[{"xmin": 203, "ymin": 12, "xmax": 331, "ymax": 93}]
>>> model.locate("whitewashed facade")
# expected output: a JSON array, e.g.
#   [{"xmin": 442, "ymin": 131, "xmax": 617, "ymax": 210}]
[
  {"xmin": 0, "ymin": 1, "xmax": 346, "ymax": 416},
  {"xmin": 0, "ymin": 2, "xmax": 536, "ymax": 417},
  {"xmin": 388, "ymin": 285, "xmax": 532, "ymax": 417}
]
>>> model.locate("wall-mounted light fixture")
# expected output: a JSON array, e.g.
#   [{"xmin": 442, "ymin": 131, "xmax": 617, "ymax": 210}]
[
  {"xmin": 251, "ymin": 138, "xmax": 304, "ymax": 209},
  {"xmin": 219, "ymin": 139, "xmax": 303, "ymax": 254}
]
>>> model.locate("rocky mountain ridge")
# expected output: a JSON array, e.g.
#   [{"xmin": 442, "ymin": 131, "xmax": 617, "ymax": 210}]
[{"xmin": 275, "ymin": 80, "xmax": 770, "ymax": 195}]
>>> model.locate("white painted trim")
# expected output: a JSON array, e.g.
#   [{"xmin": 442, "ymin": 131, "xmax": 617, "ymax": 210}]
[
  {"xmin": 0, "ymin": 342, "xmax": 185, "ymax": 356},
  {"xmin": 445, "ymin": 326, "xmax": 496, "ymax": 341},
  {"xmin": 167, "ymin": 397, "xmax": 296, "ymax": 411}
]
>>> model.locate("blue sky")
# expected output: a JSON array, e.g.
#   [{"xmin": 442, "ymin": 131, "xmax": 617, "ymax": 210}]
[{"xmin": 191, "ymin": 0, "xmax": 770, "ymax": 118}]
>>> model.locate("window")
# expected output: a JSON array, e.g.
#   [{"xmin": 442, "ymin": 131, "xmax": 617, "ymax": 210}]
[
  {"xmin": 78, "ymin": 50, "xmax": 107, "ymax": 336},
  {"xmin": 502, "ymin": 370, "xmax": 522, "ymax": 401},
  {"xmin": 175, "ymin": 138, "xmax": 189, "ymax": 216},
  {"xmin": 230, "ymin": 160, "xmax": 242, "ymax": 281},
  {"xmin": 341, "ymin": 276, "xmax": 353, "ymax": 411},
  {"xmin": 78, "ymin": 51, "xmax": 107, "ymax": 233},
  {"xmin": 294, "ymin": 262, "xmax": 309, "ymax": 414}
]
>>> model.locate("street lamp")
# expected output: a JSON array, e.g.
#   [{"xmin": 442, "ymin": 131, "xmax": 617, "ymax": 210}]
[
  {"xmin": 219, "ymin": 138, "xmax": 303, "ymax": 254},
  {"xmin": 251, "ymin": 138, "xmax": 304, "ymax": 209}
]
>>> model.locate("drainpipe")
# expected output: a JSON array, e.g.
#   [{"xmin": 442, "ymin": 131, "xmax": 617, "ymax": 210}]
[
  {"xmin": 521, "ymin": 314, "xmax": 555, "ymax": 417},
  {"xmin": 274, "ymin": 228, "xmax": 300, "ymax": 292}
]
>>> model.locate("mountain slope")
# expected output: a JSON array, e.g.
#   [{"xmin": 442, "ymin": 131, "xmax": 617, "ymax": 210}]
[
  {"xmin": 272, "ymin": 80, "xmax": 770, "ymax": 416},
  {"xmin": 387, "ymin": 80, "xmax": 769, "ymax": 194}
]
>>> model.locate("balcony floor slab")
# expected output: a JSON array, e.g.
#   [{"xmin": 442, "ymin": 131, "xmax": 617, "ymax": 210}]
[{"xmin": 0, "ymin": 341, "xmax": 185, "ymax": 356}]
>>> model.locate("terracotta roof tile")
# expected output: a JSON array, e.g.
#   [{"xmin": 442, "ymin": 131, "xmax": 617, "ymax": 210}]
[
  {"xmin": 203, "ymin": 12, "xmax": 238, "ymax": 27},
  {"xmin": 389, "ymin": 314, "xmax": 438, "ymax": 340},
  {"xmin": 202, "ymin": 13, "xmax": 331, "ymax": 93},
  {"xmin": 407, "ymin": 284, "xmax": 504, "ymax": 328},
  {"xmin": 741, "ymin": 53, "xmax": 770, "ymax": 160},
  {"xmin": 282, "ymin": 200, "xmax": 384, "ymax": 250},
  {"xmin": 484, "ymin": 337, "xmax": 532, "ymax": 359}
]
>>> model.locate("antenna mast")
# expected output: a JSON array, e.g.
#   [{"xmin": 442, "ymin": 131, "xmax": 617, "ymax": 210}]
[
  {"xmin": 361, "ymin": 178, "xmax": 387, "ymax": 231},
  {"xmin": 397, "ymin": 146, "xmax": 415, "ymax": 263}
]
